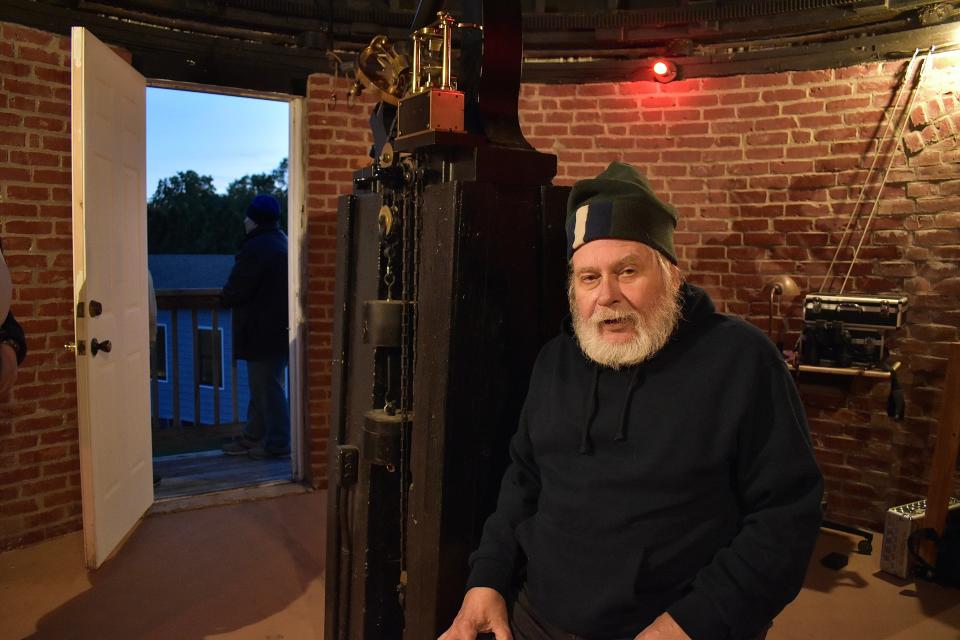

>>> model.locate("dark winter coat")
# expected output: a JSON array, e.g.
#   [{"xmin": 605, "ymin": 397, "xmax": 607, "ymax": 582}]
[
  {"xmin": 0, "ymin": 311, "xmax": 26, "ymax": 364},
  {"xmin": 220, "ymin": 224, "xmax": 288, "ymax": 361},
  {"xmin": 466, "ymin": 283, "xmax": 824, "ymax": 640}
]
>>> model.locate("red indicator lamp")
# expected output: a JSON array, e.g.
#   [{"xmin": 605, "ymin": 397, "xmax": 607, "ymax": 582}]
[{"xmin": 651, "ymin": 58, "xmax": 678, "ymax": 83}]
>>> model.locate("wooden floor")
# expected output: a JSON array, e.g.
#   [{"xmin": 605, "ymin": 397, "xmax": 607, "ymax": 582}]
[{"xmin": 153, "ymin": 450, "xmax": 291, "ymax": 500}]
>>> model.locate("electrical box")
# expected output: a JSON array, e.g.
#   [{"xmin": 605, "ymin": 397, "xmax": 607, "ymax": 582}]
[{"xmin": 397, "ymin": 89, "xmax": 464, "ymax": 139}]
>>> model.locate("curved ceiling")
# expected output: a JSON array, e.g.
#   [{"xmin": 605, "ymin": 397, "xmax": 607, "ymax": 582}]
[{"xmin": 6, "ymin": 0, "xmax": 960, "ymax": 93}]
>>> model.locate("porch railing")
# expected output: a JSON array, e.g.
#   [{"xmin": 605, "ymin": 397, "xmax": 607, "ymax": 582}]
[{"xmin": 153, "ymin": 288, "xmax": 241, "ymax": 429}]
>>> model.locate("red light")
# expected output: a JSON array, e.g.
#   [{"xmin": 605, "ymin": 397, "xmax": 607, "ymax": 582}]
[{"xmin": 650, "ymin": 59, "xmax": 677, "ymax": 83}]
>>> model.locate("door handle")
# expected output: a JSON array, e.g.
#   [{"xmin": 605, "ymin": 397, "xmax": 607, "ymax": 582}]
[{"xmin": 90, "ymin": 338, "xmax": 112, "ymax": 356}]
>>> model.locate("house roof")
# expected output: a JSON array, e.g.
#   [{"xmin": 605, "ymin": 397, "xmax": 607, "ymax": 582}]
[{"xmin": 149, "ymin": 254, "xmax": 235, "ymax": 290}]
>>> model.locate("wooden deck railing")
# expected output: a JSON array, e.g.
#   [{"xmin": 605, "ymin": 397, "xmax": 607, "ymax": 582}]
[{"xmin": 153, "ymin": 289, "xmax": 240, "ymax": 429}]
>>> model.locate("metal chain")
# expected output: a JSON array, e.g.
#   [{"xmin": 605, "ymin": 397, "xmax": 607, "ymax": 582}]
[
  {"xmin": 396, "ymin": 162, "xmax": 414, "ymax": 593},
  {"xmin": 383, "ymin": 243, "xmax": 396, "ymax": 300}
]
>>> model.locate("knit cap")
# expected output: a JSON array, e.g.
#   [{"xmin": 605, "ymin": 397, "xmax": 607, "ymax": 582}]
[
  {"xmin": 246, "ymin": 194, "xmax": 281, "ymax": 225},
  {"xmin": 565, "ymin": 162, "xmax": 678, "ymax": 263}
]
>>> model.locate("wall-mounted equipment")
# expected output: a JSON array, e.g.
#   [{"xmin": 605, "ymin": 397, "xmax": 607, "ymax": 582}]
[{"xmin": 799, "ymin": 293, "xmax": 908, "ymax": 369}]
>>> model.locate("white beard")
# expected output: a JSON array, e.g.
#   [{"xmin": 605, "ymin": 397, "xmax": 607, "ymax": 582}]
[{"xmin": 570, "ymin": 276, "xmax": 683, "ymax": 369}]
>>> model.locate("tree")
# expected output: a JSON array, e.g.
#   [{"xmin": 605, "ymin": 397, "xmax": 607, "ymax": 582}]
[{"xmin": 147, "ymin": 159, "xmax": 288, "ymax": 254}]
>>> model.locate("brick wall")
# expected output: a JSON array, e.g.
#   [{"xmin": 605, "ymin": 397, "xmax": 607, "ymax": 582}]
[
  {"xmin": 518, "ymin": 55, "xmax": 960, "ymax": 530},
  {"xmin": 2, "ymin": 14, "xmax": 957, "ymax": 548},
  {"xmin": 263, "ymin": 58, "xmax": 960, "ymax": 527},
  {"xmin": 0, "ymin": 22, "xmax": 80, "ymax": 550},
  {"xmin": 303, "ymin": 75, "xmax": 375, "ymax": 488}
]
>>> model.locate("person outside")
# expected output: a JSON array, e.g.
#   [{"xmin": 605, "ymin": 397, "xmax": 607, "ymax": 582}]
[
  {"xmin": 440, "ymin": 162, "xmax": 824, "ymax": 640},
  {"xmin": 0, "ymin": 244, "xmax": 26, "ymax": 398},
  {"xmin": 220, "ymin": 194, "xmax": 290, "ymax": 459}
]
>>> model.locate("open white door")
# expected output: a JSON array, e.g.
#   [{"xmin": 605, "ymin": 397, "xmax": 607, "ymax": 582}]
[{"xmin": 71, "ymin": 27, "xmax": 152, "ymax": 569}]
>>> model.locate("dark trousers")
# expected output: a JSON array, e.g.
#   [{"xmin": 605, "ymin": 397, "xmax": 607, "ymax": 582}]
[
  {"xmin": 510, "ymin": 591, "xmax": 770, "ymax": 640},
  {"xmin": 243, "ymin": 355, "xmax": 290, "ymax": 451},
  {"xmin": 510, "ymin": 592, "xmax": 632, "ymax": 640}
]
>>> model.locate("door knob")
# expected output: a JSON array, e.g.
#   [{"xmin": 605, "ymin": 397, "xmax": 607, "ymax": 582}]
[{"xmin": 90, "ymin": 338, "xmax": 112, "ymax": 356}]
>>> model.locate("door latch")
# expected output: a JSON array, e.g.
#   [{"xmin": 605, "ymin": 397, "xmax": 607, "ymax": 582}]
[
  {"xmin": 89, "ymin": 300, "xmax": 103, "ymax": 317},
  {"xmin": 64, "ymin": 341, "xmax": 86, "ymax": 355}
]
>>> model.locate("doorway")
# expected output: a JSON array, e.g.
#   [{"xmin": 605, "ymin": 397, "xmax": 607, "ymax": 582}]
[{"xmin": 144, "ymin": 84, "xmax": 306, "ymax": 500}]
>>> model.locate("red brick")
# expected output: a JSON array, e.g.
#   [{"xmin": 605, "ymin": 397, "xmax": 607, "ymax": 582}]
[
  {"xmin": 0, "ymin": 465, "xmax": 41, "ymax": 486},
  {"xmin": 3, "ymin": 78, "xmax": 53, "ymax": 98},
  {"xmin": 16, "ymin": 45, "xmax": 60, "ymax": 66},
  {"xmin": 2, "ymin": 24, "xmax": 56, "ymax": 47},
  {"xmin": 0, "ymin": 499, "xmax": 38, "ymax": 516}
]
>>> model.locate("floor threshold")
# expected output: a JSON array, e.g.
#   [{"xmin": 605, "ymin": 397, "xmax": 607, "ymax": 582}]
[{"xmin": 150, "ymin": 480, "xmax": 309, "ymax": 515}]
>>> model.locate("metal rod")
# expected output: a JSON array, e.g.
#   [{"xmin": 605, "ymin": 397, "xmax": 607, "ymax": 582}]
[
  {"xmin": 412, "ymin": 34, "xmax": 421, "ymax": 93},
  {"xmin": 441, "ymin": 17, "xmax": 452, "ymax": 89}
]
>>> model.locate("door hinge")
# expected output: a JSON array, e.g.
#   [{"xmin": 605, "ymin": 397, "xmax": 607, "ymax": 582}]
[{"xmin": 337, "ymin": 445, "xmax": 359, "ymax": 488}]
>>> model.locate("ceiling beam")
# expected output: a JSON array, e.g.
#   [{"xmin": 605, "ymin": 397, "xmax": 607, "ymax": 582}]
[
  {"xmin": 5, "ymin": 0, "xmax": 335, "ymax": 95},
  {"xmin": 522, "ymin": 20, "xmax": 960, "ymax": 84}
]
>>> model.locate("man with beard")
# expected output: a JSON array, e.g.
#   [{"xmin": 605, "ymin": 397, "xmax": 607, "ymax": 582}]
[{"xmin": 439, "ymin": 163, "xmax": 823, "ymax": 640}]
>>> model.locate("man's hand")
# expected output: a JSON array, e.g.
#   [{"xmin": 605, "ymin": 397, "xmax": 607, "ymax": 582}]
[
  {"xmin": 0, "ymin": 342, "xmax": 18, "ymax": 397},
  {"xmin": 634, "ymin": 613, "xmax": 690, "ymax": 640},
  {"xmin": 438, "ymin": 587, "xmax": 512, "ymax": 640}
]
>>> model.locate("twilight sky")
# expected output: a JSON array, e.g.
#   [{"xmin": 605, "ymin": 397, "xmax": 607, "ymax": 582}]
[{"xmin": 146, "ymin": 87, "xmax": 290, "ymax": 196}]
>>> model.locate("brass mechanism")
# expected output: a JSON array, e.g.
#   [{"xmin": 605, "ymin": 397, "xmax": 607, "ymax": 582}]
[
  {"xmin": 350, "ymin": 11, "xmax": 482, "ymax": 103},
  {"xmin": 410, "ymin": 11, "xmax": 482, "ymax": 93},
  {"xmin": 350, "ymin": 35, "xmax": 409, "ymax": 106}
]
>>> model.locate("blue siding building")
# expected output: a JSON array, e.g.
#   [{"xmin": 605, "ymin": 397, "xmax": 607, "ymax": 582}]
[{"xmin": 149, "ymin": 254, "xmax": 261, "ymax": 427}]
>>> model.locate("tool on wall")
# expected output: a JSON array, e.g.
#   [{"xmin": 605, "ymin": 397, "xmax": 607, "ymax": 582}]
[{"xmin": 796, "ymin": 47, "xmax": 931, "ymax": 380}]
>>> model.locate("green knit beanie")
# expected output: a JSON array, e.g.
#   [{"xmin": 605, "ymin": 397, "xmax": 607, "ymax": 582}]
[{"xmin": 565, "ymin": 161, "xmax": 678, "ymax": 264}]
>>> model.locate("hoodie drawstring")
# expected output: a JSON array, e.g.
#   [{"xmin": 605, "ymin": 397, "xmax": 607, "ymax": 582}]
[
  {"xmin": 580, "ymin": 366, "xmax": 644, "ymax": 453},
  {"xmin": 579, "ymin": 366, "xmax": 600, "ymax": 454},
  {"xmin": 615, "ymin": 368, "xmax": 644, "ymax": 442}
]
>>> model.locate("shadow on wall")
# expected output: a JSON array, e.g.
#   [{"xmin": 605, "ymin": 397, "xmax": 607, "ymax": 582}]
[{"xmin": 25, "ymin": 492, "xmax": 325, "ymax": 640}]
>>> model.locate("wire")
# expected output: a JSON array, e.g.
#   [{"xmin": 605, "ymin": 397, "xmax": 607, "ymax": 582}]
[
  {"xmin": 818, "ymin": 48, "xmax": 920, "ymax": 293},
  {"xmin": 839, "ymin": 46, "xmax": 933, "ymax": 293}
]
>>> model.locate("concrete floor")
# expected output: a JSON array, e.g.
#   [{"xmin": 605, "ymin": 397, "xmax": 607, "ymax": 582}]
[{"xmin": 1, "ymin": 490, "xmax": 959, "ymax": 640}]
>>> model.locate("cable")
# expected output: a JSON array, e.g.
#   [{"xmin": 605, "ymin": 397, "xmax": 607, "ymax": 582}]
[
  {"xmin": 818, "ymin": 48, "xmax": 919, "ymax": 293},
  {"xmin": 839, "ymin": 46, "xmax": 933, "ymax": 294}
]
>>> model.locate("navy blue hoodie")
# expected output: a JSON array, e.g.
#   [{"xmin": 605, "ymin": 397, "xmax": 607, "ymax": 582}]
[{"xmin": 466, "ymin": 283, "xmax": 823, "ymax": 640}]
